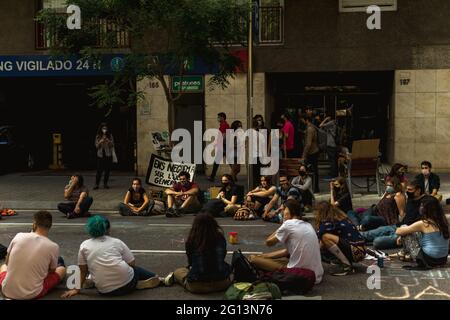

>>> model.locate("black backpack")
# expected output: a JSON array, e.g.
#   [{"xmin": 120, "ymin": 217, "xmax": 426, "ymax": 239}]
[
  {"xmin": 0, "ymin": 244, "xmax": 7, "ymax": 260},
  {"xmin": 231, "ymin": 249, "xmax": 260, "ymax": 283}
]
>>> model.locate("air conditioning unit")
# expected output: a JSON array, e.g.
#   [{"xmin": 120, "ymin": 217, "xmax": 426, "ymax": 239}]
[{"xmin": 339, "ymin": 0, "xmax": 397, "ymax": 12}]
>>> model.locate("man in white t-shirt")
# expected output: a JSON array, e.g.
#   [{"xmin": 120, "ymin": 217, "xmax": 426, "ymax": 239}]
[
  {"xmin": 62, "ymin": 215, "xmax": 161, "ymax": 298},
  {"xmin": 249, "ymin": 199, "xmax": 324, "ymax": 284},
  {"xmin": 0, "ymin": 211, "xmax": 66, "ymax": 300}
]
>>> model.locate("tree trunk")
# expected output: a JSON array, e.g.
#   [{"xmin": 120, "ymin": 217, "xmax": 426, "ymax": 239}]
[{"xmin": 157, "ymin": 75, "xmax": 176, "ymax": 134}]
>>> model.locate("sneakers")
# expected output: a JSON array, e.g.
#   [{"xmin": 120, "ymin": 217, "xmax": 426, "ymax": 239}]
[
  {"xmin": 166, "ymin": 208, "xmax": 184, "ymax": 218},
  {"xmin": 136, "ymin": 276, "xmax": 161, "ymax": 290},
  {"xmin": 57, "ymin": 256, "xmax": 66, "ymax": 267},
  {"xmin": 66, "ymin": 212, "xmax": 77, "ymax": 219},
  {"xmin": 331, "ymin": 264, "xmax": 355, "ymax": 276},
  {"xmin": 161, "ymin": 272, "xmax": 175, "ymax": 286},
  {"xmin": 165, "ymin": 208, "xmax": 176, "ymax": 218}
]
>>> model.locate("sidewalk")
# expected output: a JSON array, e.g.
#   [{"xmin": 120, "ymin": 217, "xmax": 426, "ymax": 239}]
[{"xmin": 1, "ymin": 170, "xmax": 450, "ymax": 214}]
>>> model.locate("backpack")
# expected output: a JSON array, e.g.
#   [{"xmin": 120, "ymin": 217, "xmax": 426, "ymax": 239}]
[
  {"xmin": 0, "ymin": 243, "xmax": 7, "ymax": 260},
  {"xmin": 224, "ymin": 281, "xmax": 282, "ymax": 300},
  {"xmin": 261, "ymin": 268, "xmax": 316, "ymax": 295},
  {"xmin": 150, "ymin": 200, "xmax": 166, "ymax": 215},
  {"xmin": 231, "ymin": 249, "xmax": 260, "ymax": 283},
  {"xmin": 233, "ymin": 206, "xmax": 256, "ymax": 221}
]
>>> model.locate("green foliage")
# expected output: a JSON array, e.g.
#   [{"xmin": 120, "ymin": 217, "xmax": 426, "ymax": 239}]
[{"xmin": 37, "ymin": 0, "xmax": 251, "ymax": 122}]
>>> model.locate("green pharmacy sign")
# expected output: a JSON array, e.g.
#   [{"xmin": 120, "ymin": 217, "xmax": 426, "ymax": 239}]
[{"xmin": 171, "ymin": 76, "xmax": 204, "ymax": 93}]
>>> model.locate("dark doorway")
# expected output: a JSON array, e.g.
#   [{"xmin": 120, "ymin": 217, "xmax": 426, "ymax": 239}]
[{"xmin": 0, "ymin": 76, "xmax": 136, "ymax": 171}]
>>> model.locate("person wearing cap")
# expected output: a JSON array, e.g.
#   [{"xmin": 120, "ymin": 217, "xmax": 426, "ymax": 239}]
[{"xmin": 249, "ymin": 199, "xmax": 323, "ymax": 284}]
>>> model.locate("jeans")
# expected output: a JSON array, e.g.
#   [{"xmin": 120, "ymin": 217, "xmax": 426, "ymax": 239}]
[
  {"xmin": 347, "ymin": 207, "xmax": 387, "ymax": 231},
  {"xmin": 118, "ymin": 202, "xmax": 151, "ymax": 216},
  {"xmin": 306, "ymin": 152, "xmax": 320, "ymax": 193},
  {"xmin": 96, "ymin": 156, "xmax": 112, "ymax": 186},
  {"xmin": 57, "ymin": 196, "xmax": 93, "ymax": 216},
  {"xmin": 361, "ymin": 225, "xmax": 399, "ymax": 250},
  {"xmin": 101, "ymin": 266, "xmax": 155, "ymax": 296}
]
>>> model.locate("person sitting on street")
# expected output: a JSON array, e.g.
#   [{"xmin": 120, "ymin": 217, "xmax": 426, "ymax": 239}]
[
  {"xmin": 217, "ymin": 174, "xmax": 241, "ymax": 217},
  {"xmin": 246, "ymin": 175, "xmax": 277, "ymax": 217},
  {"xmin": 315, "ymin": 201, "xmax": 366, "ymax": 276},
  {"xmin": 119, "ymin": 178, "xmax": 152, "ymax": 216},
  {"xmin": 330, "ymin": 177, "xmax": 353, "ymax": 214},
  {"xmin": 415, "ymin": 161, "xmax": 442, "ymax": 202},
  {"xmin": 361, "ymin": 181, "xmax": 431, "ymax": 254},
  {"xmin": 349, "ymin": 178, "xmax": 406, "ymax": 232},
  {"xmin": 0, "ymin": 211, "xmax": 66, "ymax": 300},
  {"xmin": 62, "ymin": 215, "xmax": 161, "ymax": 298},
  {"xmin": 249, "ymin": 199, "xmax": 323, "ymax": 284},
  {"xmin": 262, "ymin": 175, "xmax": 302, "ymax": 223},
  {"xmin": 291, "ymin": 165, "xmax": 315, "ymax": 211},
  {"xmin": 165, "ymin": 171, "xmax": 202, "ymax": 218},
  {"xmin": 396, "ymin": 196, "xmax": 449, "ymax": 270},
  {"xmin": 57, "ymin": 174, "xmax": 93, "ymax": 219},
  {"xmin": 164, "ymin": 212, "xmax": 232, "ymax": 293},
  {"xmin": 386, "ymin": 163, "xmax": 408, "ymax": 192}
]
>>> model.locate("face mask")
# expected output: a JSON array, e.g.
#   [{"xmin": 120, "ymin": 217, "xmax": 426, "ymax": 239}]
[
  {"xmin": 406, "ymin": 191, "xmax": 415, "ymax": 199},
  {"xmin": 222, "ymin": 182, "xmax": 230, "ymax": 187},
  {"xmin": 386, "ymin": 186, "xmax": 395, "ymax": 194},
  {"xmin": 181, "ymin": 181, "xmax": 189, "ymax": 187},
  {"xmin": 299, "ymin": 171, "xmax": 306, "ymax": 177},
  {"xmin": 102, "ymin": 129, "xmax": 108, "ymax": 134},
  {"xmin": 422, "ymin": 169, "xmax": 430, "ymax": 176},
  {"xmin": 132, "ymin": 186, "xmax": 139, "ymax": 192}
]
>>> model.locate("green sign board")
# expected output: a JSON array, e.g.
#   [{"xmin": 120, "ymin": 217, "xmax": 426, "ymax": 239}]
[{"xmin": 171, "ymin": 75, "xmax": 204, "ymax": 93}]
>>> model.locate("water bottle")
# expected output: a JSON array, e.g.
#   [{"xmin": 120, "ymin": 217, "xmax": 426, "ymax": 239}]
[
  {"xmin": 377, "ymin": 256, "xmax": 384, "ymax": 268},
  {"xmin": 204, "ymin": 190, "xmax": 211, "ymax": 202}
]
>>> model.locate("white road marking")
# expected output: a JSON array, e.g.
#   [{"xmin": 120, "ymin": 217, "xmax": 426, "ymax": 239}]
[
  {"xmin": 0, "ymin": 222, "xmax": 268, "ymax": 228},
  {"xmin": 147, "ymin": 224, "xmax": 267, "ymax": 228},
  {"xmin": 131, "ymin": 250, "xmax": 263, "ymax": 255}
]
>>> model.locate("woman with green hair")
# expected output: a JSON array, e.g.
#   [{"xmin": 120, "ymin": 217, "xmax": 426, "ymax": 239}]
[{"xmin": 62, "ymin": 215, "xmax": 161, "ymax": 298}]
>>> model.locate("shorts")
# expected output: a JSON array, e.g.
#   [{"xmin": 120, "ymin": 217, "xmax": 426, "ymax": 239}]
[{"xmin": 0, "ymin": 271, "xmax": 61, "ymax": 299}]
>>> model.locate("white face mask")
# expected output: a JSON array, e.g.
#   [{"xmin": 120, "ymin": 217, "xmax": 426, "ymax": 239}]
[{"xmin": 132, "ymin": 186, "xmax": 139, "ymax": 192}]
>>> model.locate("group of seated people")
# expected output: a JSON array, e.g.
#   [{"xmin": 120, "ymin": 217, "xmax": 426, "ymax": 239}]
[{"xmin": 2, "ymin": 160, "xmax": 447, "ymax": 299}]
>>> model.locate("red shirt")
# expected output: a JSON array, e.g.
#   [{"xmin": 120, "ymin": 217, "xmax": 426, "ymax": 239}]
[
  {"xmin": 219, "ymin": 121, "xmax": 230, "ymax": 134},
  {"xmin": 282, "ymin": 120, "xmax": 295, "ymax": 151},
  {"xmin": 172, "ymin": 182, "xmax": 199, "ymax": 201}
]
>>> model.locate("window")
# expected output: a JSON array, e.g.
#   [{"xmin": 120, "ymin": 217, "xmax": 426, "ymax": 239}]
[
  {"xmin": 339, "ymin": 0, "xmax": 397, "ymax": 12},
  {"xmin": 42, "ymin": 0, "xmax": 66, "ymax": 12},
  {"xmin": 259, "ymin": 0, "xmax": 284, "ymax": 44},
  {"xmin": 36, "ymin": 0, "xmax": 130, "ymax": 49}
]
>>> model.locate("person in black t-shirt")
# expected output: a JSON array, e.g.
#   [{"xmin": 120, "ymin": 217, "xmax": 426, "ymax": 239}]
[
  {"xmin": 119, "ymin": 178, "xmax": 152, "ymax": 216},
  {"xmin": 217, "ymin": 174, "xmax": 240, "ymax": 216}
]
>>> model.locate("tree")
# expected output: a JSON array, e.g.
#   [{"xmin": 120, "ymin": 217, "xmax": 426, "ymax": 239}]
[{"xmin": 37, "ymin": 0, "xmax": 250, "ymax": 132}]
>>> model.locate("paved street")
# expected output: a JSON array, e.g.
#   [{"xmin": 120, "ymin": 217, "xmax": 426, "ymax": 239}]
[{"xmin": 1, "ymin": 171, "xmax": 450, "ymax": 300}]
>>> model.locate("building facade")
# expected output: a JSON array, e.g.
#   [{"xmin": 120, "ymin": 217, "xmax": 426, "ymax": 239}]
[{"xmin": 2, "ymin": 0, "xmax": 450, "ymax": 175}]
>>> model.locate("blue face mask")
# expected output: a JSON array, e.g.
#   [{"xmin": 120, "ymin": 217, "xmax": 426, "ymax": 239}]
[{"xmin": 386, "ymin": 186, "xmax": 395, "ymax": 194}]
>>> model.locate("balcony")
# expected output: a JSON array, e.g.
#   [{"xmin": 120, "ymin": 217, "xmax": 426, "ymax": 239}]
[
  {"xmin": 35, "ymin": 15, "xmax": 130, "ymax": 50},
  {"xmin": 259, "ymin": 6, "xmax": 284, "ymax": 44}
]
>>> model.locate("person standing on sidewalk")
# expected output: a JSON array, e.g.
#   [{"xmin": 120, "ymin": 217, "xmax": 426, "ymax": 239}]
[
  {"xmin": 301, "ymin": 115, "xmax": 320, "ymax": 193},
  {"xmin": 280, "ymin": 113, "xmax": 295, "ymax": 158},
  {"xmin": 319, "ymin": 115, "xmax": 338, "ymax": 179},
  {"xmin": 94, "ymin": 123, "xmax": 116, "ymax": 190},
  {"xmin": 209, "ymin": 113, "xmax": 230, "ymax": 182}
]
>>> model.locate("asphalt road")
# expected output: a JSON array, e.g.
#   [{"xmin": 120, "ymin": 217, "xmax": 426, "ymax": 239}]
[{"xmin": 1, "ymin": 211, "xmax": 449, "ymax": 301}]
